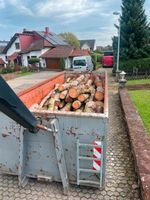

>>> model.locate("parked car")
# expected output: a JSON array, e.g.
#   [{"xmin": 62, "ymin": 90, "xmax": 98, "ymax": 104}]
[
  {"xmin": 102, "ymin": 51, "xmax": 114, "ymax": 68},
  {"xmin": 72, "ymin": 56, "xmax": 94, "ymax": 71}
]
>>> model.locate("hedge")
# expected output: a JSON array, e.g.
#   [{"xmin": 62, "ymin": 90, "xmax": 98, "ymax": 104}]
[{"xmin": 113, "ymin": 58, "xmax": 150, "ymax": 73}]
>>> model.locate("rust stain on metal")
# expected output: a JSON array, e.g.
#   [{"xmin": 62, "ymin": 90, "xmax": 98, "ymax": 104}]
[
  {"xmin": 2, "ymin": 133, "xmax": 9, "ymax": 138},
  {"xmin": 66, "ymin": 127, "xmax": 77, "ymax": 137}
]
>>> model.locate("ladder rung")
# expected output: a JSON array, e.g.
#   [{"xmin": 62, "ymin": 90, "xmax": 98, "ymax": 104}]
[
  {"xmin": 79, "ymin": 156, "xmax": 100, "ymax": 161},
  {"xmin": 79, "ymin": 143, "xmax": 101, "ymax": 148},
  {"xmin": 79, "ymin": 180, "xmax": 100, "ymax": 185},
  {"xmin": 79, "ymin": 168, "xmax": 100, "ymax": 173}
]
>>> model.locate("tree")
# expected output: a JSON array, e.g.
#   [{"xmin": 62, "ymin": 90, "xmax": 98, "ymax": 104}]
[
  {"xmin": 112, "ymin": 36, "xmax": 118, "ymax": 61},
  {"xmin": 120, "ymin": 0, "xmax": 150, "ymax": 60},
  {"xmin": 59, "ymin": 32, "xmax": 80, "ymax": 49}
]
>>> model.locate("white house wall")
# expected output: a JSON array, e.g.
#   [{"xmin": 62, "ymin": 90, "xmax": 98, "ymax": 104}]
[
  {"xmin": 81, "ymin": 43, "xmax": 90, "ymax": 51},
  {"xmin": 21, "ymin": 50, "xmax": 47, "ymax": 68},
  {"xmin": 7, "ymin": 38, "xmax": 20, "ymax": 56},
  {"xmin": 22, "ymin": 51, "xmax": 41, "ymax": 67},
  {"xmin": 0, "ymin": 54, "xmax": 6, "ymax": 62}
]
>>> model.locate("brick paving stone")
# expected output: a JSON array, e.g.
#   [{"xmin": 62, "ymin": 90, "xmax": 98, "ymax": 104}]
[{"xmin": 0, "ymin": 69, "xmax": 141, "ymax": 199}]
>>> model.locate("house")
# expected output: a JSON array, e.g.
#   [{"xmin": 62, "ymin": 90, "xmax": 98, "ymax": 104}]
[
  {"xmin": 41, "ymin": 47, "xmax": 90, "ymax": 69},
  {"xmin": 1, "ymin": 27, "xmax": 69, "ymax": 69},
  {"xmin": 0, "ymin": 40, "xmax": 9, "ymax": 68},
  {"xmin": 0, "ymin": 28, "xmax": 91, "ymax": 70},
  {"xmin": 79, "ymin": 40, "xmax": 96, "ymax": 51}
]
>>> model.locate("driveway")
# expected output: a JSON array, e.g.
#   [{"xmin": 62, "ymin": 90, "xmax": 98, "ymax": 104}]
[{"xmin": 7, "ymin": 71, "xmax": 59, "ymax": 93}]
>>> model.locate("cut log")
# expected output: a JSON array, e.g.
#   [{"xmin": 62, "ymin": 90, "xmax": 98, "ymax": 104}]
[
  {"xmin": 85, "ymin": 79, "xmax": 93, "ymax": 88},
  {"xmin": 72, "ymin": 100, "xmax": 82, "ymax": 110},
  {"xmin": 68, "ymin": 87, "xmax": 78, "ymax": 98},
  {"xmin": 59, "ymin": 90, "xmax": 68, "ymax": 100},
  {"xmin": 48, "ymin": 98, "xmax": 55, "ymax": 110},
  {"xmin": 69, "ymin": 85, "xmax": 85, "ymax": 99},
  {"xmin": 58, "ymin": 101, "xmax": 65, "ymax": 109},
  {"xmin": 75, "ymin": 106, "xmax": 84, "ymax": 113},
  {"xmin": 65, "ymin": 94, "xmax": 74, "ymax": 103},
  {"xmin": 39, "ymin": 90, "xmax": 53, "ymax": 108},
  {"xmin": 54, "ymin": 83, "xmax": 60, "ymax": 90},
  {"xmin": 60, "ymin": 103, "xmax": 72, "ymax": 112},
  {"xmin": 95, "ymin": 87, "xmax": 104, "ymax": 101},
  {"xmin": 84, "ymin": 101, "xmax": 96, "ymax": 113},
  {"xmin": 47, "ymin": 93, "xmax": 60, "ymax": 111},
  {"xmin": 94, "ymin": 77, "xmax": 103, "ymax": 87},
  {"xmin": 96, "ymin": 101, "xmax": 104, "ymax": 113},
  {"xmin": 58, "ymin": 83, "xmax": 69, "ymax": 92},
  {"xmin": 78, "ymin": 94, "xmax": 89, "ymax": 102}
]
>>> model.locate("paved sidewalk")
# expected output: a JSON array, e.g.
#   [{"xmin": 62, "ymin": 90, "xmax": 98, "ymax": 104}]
[
  {"xmin": 0, "ymin": 70, "xmax": 140, "ymax": 200},
  {"xmin": 7, "ymin": 71, "xmax": 59, "ymax": 93}
]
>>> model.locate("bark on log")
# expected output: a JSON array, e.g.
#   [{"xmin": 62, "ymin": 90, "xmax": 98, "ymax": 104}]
[
  {"xmin": 59, "ymin": 90, "xmax": 68, "ymax": 100},
  {"xmin": 84, "ymin": 101, "xmax": 96, "ymax": 113},
  {"xmin": 58, "ymin": 83, "xmax": 69, "ymax": 92},
  {"xmin": 96, "ymin": 101, "xmax": 104, "ymax": 113},
  {"xmin": 94, "ymin": 77, "xmax": 103, "ymax": 87},
  {"xmin": 59, "ymin": 101, "xmax": 65, "ymax": 109},
  {"xmin": 65, "ymin": 94, "xmax": 74, "ymax": 103},
  {"xmin": 60, "ymin": 103, "xmax": 72, "ymax": 112}
]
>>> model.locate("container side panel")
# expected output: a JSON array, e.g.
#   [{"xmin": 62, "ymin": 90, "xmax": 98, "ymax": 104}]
[{"xmin": 0, "ymin": 113, "xmax": 20, "ymax": 174}]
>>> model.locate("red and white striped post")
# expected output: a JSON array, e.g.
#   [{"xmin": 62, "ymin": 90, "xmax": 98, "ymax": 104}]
[{"xmin": 93, "ymin": 141, "xmax": 102, "ymax": 171}]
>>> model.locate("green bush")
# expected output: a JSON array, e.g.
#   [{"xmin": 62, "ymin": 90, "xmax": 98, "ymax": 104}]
[
  {"xmin": 60, "ymin": 58, "xmax": 65, "ymax": 71},
  {"xmin": 28, "ymin": 58, "xmax": 40, "ymax": 64},
  {"xmin": 21, "ymin": 66, "xmax": 29, "ymax": 72},
  {"xmin": 0, "ymin": 68, "xmax": 8, "ymax": 74},
  {"xmin": 113, "ymin": 58, "xmax": 150, "ymax": 73}
]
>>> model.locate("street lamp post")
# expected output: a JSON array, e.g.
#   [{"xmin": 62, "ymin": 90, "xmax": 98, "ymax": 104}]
[{"xmin": 113, "ymin": 12, "xmax": 121, "ymax": 81}]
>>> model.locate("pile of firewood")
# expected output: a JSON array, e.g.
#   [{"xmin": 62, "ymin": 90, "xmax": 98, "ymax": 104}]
[{"xmin": 39, "ymin": 73, "xmax": 104, "ymax": 113}]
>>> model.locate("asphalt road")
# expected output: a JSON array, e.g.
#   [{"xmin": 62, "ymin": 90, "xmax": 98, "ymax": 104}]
[{"xmin": 7, "ymin": 71, "xmax": 59, "ymax": 93}]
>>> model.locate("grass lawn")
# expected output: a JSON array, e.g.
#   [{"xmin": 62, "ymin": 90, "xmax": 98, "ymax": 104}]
[
  {"xmin": 17, "ymin": 71, "xmax": 33, "ymax": 77},
  {"xmin": 127, "ymin": 79, "xmax": 150, "ymax": 85},
  {"xmin": 129, "ymin": 90, "xmax": 150, "ymax": 135}
]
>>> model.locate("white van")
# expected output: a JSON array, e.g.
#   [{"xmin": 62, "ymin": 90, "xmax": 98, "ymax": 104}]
[{"xmin": 72, "ymin": 56, "xmax": 94, "ymax": 71}]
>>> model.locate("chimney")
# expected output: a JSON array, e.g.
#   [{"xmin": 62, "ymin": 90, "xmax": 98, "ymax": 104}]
[
  {"xmin": 23, "ymin": 28, "xmax": 27, "ymax": 32},
  {"xmin": 45, "ymin": 27, "xmax": 49, "ymax": 35}
]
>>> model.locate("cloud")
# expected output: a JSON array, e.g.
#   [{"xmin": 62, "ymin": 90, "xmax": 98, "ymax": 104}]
[
  {"xmin": 0, "ymin": 0, "xmax": 5, "ymax": 9},
  {"xmin": 8, "ymin": 0, "xmax": 33, "ymax": 16},
  {"xmin": 35, "ymin": 0, "xmax": 102, "ymax": 21}
]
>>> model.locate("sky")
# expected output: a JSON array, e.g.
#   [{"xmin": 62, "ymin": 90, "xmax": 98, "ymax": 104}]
[{"xmin": 0, "ymin": 0, "xmax": 150, "ymax": 46}]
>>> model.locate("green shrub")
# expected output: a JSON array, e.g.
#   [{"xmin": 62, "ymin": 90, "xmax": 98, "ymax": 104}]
[
  {"xmin": 0, "ymin": 68, "xmax": 8, "ymax": 74},
  {"xmin": 60, "ymin": 58, "xmax": 66, "ymax": 71},
  {"xmin": 21, "ymin": 66, "xmax": 29, "ymax": 72},
  {"xmin": 28, "ymin": 58, "xmax": 40, "ymax": 64},
  {"xmin": 113, "ymin": 58, "xmax": 150, "ymax": 73}
]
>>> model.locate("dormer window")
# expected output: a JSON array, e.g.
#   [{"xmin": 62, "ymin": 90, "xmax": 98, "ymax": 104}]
[{"xmin": 15, "ymin": 42, "xmax": 20, "ymax": 50}]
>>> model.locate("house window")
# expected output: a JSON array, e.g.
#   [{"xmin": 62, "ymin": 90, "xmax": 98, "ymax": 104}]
[
  {"xmin": 27, "ymin": 56, "xmax": 30, "ymax": 60},
  {"xmin": 31, "ymin": 56, "xmax": 37, "ymax": 58},
  {"xmin": 15, "ymin": 42, "xmax": 20, "ymax": 50},
  {"xmin": 5, "ymin": 56, "xmax": 8, "ymax": 61}
]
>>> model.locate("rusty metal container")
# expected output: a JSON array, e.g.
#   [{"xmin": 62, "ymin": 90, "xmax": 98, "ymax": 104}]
[{"xmin": 0, "ymin": 71, "xmax": 108, "ymax": 193}]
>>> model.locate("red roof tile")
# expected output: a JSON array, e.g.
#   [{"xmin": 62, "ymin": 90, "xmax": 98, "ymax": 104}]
[
  {"xmin": 41, "ymin": 45, "xmax": 73, "ymax": 58},
  {"xmin": 8, "ymin": 52, "xmax": 18, "ymax": 61},
  {"xmin": 69, "ymin": 49, "xmax": 90, "ymax": 57}
]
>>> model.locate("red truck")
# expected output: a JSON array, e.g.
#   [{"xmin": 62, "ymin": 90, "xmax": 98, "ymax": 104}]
[{"xmin": 102, "ymin": 51, "xmax": 114, "ymax": 68}]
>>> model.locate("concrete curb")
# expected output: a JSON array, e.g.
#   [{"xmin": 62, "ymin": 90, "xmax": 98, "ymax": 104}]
[{"xmin": 119, "ymin": 88, "xmax": 150, "ymax": 200}]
